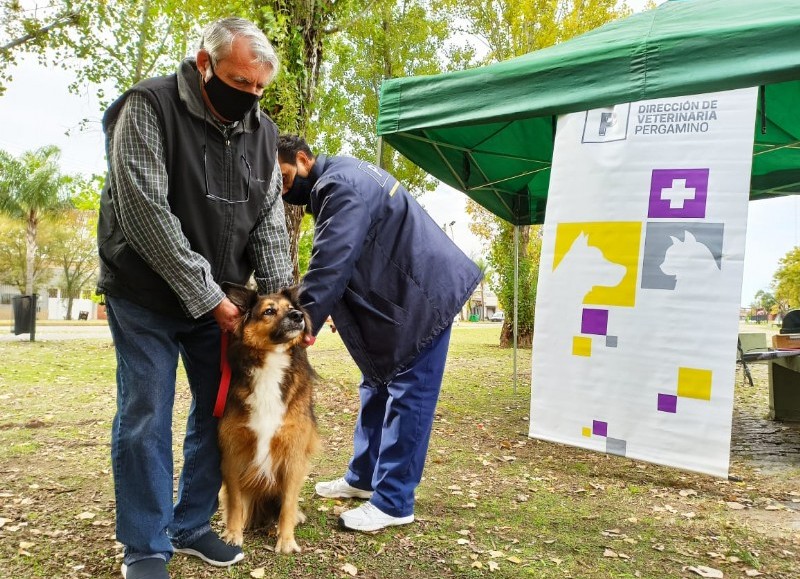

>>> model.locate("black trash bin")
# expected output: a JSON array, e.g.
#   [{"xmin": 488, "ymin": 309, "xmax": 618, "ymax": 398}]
[{"xmin": 12, "ymin": 294, "xmax": 38, "ymax": 338}]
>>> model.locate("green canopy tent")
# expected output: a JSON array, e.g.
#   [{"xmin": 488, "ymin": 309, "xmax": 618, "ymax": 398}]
[
  {"xmin": 378, "ymin": 0, "xmax": 800, "ymax": 225},
  {"xmin": 376, "ymin": 0, "xmax": 800, "ymax": 386}
]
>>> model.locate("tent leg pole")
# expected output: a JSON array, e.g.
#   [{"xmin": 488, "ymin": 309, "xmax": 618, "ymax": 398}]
[{"xmin": 513, "ymin": 225, "xmax": 519, "ymax": 394}]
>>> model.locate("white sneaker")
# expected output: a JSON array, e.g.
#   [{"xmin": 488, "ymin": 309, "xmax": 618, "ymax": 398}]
[
  {"xmin": 315, "ymin": 477, "xmax": 373, "ymax": 499},
  {"xmin": 338, "ymin": 502, "xmax": 414, "ymax": 532}
]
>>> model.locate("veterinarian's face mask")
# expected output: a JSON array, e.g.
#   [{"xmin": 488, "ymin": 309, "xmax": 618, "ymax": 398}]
[
  {"xmin": 282, "ymin": 172, "xmax": 313, "ymax": 206},
  {"xmin": 203, "ymin": 63, "xmax": 260, "ymax": 122}
]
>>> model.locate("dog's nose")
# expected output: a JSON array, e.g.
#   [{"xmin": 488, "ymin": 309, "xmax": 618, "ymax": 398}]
[{"xmin": 288, "ymin": 309, "xmax": 304, "ymax": 323}]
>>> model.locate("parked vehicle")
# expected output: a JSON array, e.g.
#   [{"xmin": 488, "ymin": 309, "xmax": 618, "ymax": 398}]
[{"xmin": 490, "ymin": 311, "xmax": 505, "ymax": 322}]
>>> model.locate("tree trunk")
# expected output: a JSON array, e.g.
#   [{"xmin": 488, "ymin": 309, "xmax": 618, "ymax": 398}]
[
  {"xmin": 66, "ymin": 296, "xmax": 74, "ymax": 321},
  {"xmin": 285, "ymin": 203, "xmax": 304, "ymax": 283},
  {"xmin": 25, "ymin": 209, "xmax": 37, "ymax": 295},
  {"xmin": 499, "ymin": 322, "xmax": 533, "ymax": 349},
  {"xmin": 480, "ymin": 280, "xmax": 486, "ymax": 320}
]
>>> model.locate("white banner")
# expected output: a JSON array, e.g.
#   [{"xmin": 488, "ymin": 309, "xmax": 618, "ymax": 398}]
[{"xmin": 529, "ymin": 88, "xmax": 758, "ymax": 478}]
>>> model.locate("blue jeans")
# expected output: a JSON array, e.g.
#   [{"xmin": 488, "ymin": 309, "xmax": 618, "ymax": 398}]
[
  {"xmin": 106, "ymin": 296, "xmax": 222, "ymax": 565},
  {"xmin": 344, "ymin": 325, "xmax": 452, "ymax": 518}
]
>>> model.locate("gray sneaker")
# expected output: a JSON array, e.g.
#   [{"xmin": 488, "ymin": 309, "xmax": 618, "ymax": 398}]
[
  {"xmin": 315, "ymin": 477, "xmax": 373, "ymax": 499},
  {"xmin": 121, "ymin": 558, "xmax": 169, "ymax": 579}
]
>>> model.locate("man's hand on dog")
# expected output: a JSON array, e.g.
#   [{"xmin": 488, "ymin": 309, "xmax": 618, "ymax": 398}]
[{"xmin": 213, "ymin": 297, "xmax": 242, "ymax": 333}]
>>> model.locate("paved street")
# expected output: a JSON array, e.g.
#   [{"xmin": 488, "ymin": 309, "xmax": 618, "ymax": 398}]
[{"xmin": 0, "ymin": 322, "xmax": 112, "ymax": 342}]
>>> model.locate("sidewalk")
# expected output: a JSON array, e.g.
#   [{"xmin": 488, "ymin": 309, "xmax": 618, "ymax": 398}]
[{"xmin": 0, "ymin": 321, "xmax": 112, "ymax": 342}]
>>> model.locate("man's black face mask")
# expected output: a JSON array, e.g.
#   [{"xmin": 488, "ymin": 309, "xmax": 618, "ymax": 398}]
[
  {"xmin": 203, "ymin": 63, "xmax": 260, "ymax": 121},
  {"xmin": 283, "ymin": 172, "xmax": 313, "ymax": 206}
]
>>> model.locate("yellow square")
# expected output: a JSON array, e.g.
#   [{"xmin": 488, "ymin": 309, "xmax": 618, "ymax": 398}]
[
  {"xmin": 677, "ymin": 367, "xmax": 712, "ymax": 400},
  {"xmin": 582, "ymin": 427, "xmax": 592, "ymax": 437},
  {"xmin": 572, "ymin": 336, "xmax": 592, "ymax": 357}
]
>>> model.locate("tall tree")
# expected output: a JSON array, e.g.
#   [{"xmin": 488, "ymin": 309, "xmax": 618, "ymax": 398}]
[
  {"xmin": 208, "ymin": 0, "xmax": 352, "ymax": 281},
  {"xmin": 2, "ymin": 1, "xmax": 200, "ymax": 105},
  {"xmin": 0, "ymin": 216, "xmax": 53, "ymax": 293},
  {"xmin": 47, "ymin": 209, "xmax": 99, "ymax": 319},
  {"xmin": 317, "ymin": 0, "xmax": 469, "ymax": 196},
  {"xmin": 772, "ymin": 247, "xmax": 800, "ymax": 311},
  {"xmin": 0, "ymin": 146, "xmax": 73, "ymax": 294},
  {"xmin": 473, "ymin": 256, "xmax": 491, "ymax": 320},
  {"xmin": 451, "ymin": 0, "xmax": 630, "ymax": 347}
]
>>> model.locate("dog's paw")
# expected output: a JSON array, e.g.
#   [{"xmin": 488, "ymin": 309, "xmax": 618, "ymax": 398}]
[
  {"xmin": 221, "ymin": 528, "xmax": 244, "ymax": 547},
  {"xmin": 295, "ymin": 509, "xmax": 307, "ymax": 525},
  {"xmin": 275, "ymin": 536, "xmax": 301, "ymax": 554}
]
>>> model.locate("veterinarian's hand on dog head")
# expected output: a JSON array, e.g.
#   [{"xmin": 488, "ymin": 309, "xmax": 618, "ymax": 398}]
[{"xmin": 213, "ymin": 297, "xmax": 243, "ymax": 333}]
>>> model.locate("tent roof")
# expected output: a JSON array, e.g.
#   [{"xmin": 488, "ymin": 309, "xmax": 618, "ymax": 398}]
[{"xmin": 377, "ymin": 0, "xmax": 800, "ymax": 225}]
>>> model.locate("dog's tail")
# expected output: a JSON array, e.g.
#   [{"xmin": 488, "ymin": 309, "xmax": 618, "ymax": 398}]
[{"xmin": 248, "ymin": 495, "xmax": 282, "ymax": 530}]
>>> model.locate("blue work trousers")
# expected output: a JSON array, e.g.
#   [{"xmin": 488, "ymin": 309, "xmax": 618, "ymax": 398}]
[
  {"xmin": 344, "ymin": 325, "xmax": 452, "ymax": 517},
  {"xmin": 106, "ymin": 296, "xmax": 222, "ymax": 566}
]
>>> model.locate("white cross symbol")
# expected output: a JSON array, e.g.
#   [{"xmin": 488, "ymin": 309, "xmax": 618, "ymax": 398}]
[{"xmin": 660, "ymin": 179, "xmax": 696, "ymax": 209}]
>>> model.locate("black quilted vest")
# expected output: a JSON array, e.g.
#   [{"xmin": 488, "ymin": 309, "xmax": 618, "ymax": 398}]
[{"xmin": 96, "ymin": 73, "xmax": 277, "ymax": 318}]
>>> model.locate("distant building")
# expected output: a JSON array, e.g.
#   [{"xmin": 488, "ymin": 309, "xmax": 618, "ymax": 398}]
[{"xmin": 0, "ymin": 282, "xmax": 101, "ymax": 321}]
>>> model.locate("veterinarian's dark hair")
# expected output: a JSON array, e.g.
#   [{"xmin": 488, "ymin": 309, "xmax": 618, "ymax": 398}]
[{"xmin": 278, "ymin": 134, "xmax": 315, "ymax": 164}]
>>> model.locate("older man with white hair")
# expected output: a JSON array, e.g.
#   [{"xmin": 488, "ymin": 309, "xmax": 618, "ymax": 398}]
[{"xmin": 97, "ymin": 17, "xmax": 292, "ymax": 579}]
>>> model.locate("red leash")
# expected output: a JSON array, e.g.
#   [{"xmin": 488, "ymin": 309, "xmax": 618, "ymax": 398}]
[{"xmin": 213, "ymin": 331, "xmax": 231, "ymax": 418}]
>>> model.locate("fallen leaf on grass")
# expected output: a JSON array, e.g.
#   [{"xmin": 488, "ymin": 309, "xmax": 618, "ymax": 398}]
[
  {"xmin": 604, "ymin": 549, "xmax": 618, "ymax": 558},
  {"xmin": 457, "ymin": 539, "xmax": 470, "ymax": 545},
  {"xmin": 76, "ymin": 512, "xmax": 95, "ymax": 520},
  {"xmin": 19, "ymin": 541, "xmax": 35, "ymax": 549},
  {"xmin": 745, "ymin": 571, "xmax": 763, "ymax": 577},
  {"xmin": 506, "ymin": 556, "xmax": 522, "ymax": 564},
  {"xmin": 680, "ymin": 489, "xmax": 698, "ymax": 497},
  {"xmin": 488, "ymin": 550, "xmax": 504, "ymax": 558},
  {"xmin": 250, "ymin": 568, "xmax": 266, "ymax": 578},
  {"xmin": 687, "ymin": 565, "xmax": 723, "ymax": 578},
  {"xmin": 726, "ymin": 502, "xmax": 746, "ymax": 510},
  {"xmin": 488, "ymin": 561, "xmax": 500, "ymax": 571},
  {"xmin": 341, "ymin": 563, "xmax": 358, "ymax": 576},
  {"xmin": 471, "ymin": 561, "xmax": 483, "ymax": 569}
]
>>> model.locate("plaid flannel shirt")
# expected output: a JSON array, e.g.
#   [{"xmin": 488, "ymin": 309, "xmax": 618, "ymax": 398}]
[{"xmin": 108, "ymin": 93, "xmax": 293, "ymax": 318}]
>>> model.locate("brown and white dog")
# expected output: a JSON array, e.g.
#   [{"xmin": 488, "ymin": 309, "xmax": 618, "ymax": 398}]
[{"xmin": 218, "ymin": 284, "xmax": 319, "ymax": 554}]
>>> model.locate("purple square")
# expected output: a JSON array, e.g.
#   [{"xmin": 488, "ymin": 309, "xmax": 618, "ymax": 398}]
[
  {"xmin": 648, "ymin": 169, "xmax": 709, "ymax": 219},
  {"xmin": 592, "ymin": 420, "xmax": 608, "ymax": 437},
  {"xmin": 582, "ymin": 308, "xmax": 609, "ymax": 335},
  {"xmin": 658, "ymin": 393, "xmax": 678, "ymax": 413}
]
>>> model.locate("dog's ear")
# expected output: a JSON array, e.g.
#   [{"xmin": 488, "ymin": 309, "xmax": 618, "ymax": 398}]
[
  {"xmin": 279, "ymin": 285, "xmax": 301, "ymax": 306},
  {"xmin": 222, "ymin": 282, "xmax": 257, "ymax": 311}
]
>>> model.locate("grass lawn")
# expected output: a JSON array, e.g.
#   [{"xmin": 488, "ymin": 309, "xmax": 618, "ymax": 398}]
[{"xmin": 0, "ymin": 323, "xmax": 798, "ymax": 578}]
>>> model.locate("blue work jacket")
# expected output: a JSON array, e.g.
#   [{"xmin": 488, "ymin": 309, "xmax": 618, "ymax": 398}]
[{"xmin": 300, "ymin": 155, "xmax": 481, "ymax": 384}]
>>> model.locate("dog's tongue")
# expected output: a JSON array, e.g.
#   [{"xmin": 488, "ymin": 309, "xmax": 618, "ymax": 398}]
[{"xmin": 303, "ymin": 335, "xmax": 316, "ymax": 346}]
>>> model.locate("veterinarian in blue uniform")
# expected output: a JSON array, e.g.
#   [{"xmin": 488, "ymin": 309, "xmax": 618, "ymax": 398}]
[
  {"xmin": 96, "ymin": 19, "xmax": 292, "ymax": 579},
  {"xmin": 278, "ymin": 135, "xmax": 481, "ymax": 532}
]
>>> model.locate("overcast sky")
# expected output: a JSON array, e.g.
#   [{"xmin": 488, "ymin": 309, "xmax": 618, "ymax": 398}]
[{"xmin": 1, "ymin": 0, "xmax": 795, "ymax": 307}]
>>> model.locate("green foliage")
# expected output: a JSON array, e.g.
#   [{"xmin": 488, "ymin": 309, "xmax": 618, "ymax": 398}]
[
  {"xmin": 46, "ymin": 210, "xmax": 99, "ymax": 318},
  {"xmin": 772, "ymin": 246, "xmax": 800, "ymax": 310},
  {"xmin": 0, "ymin": 216, "xmax": 53, "ymax": 293},
  {"xmin": 297, "ymin": 211, "xmax": 314, "ymax": 277},
  {"xmin": 2, "ymin": 1, "xmax": 202, "ymax": 105},
  {"xmin": 488, "ymin": 222, "xmax": 541, "ymax": 347},
  {"xmin": 316, "ymin": 0, "xmax": 454, "ymax": 196},
  {"xmin": 439, "ymin": 0, "xmax": 630, "ymax": 64},
  {"xmin": 0, "ymin": 146, "xmax": 74, "ymax": 294}
]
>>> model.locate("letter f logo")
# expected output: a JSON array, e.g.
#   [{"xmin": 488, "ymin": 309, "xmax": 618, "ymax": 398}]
[{"xmin": 598, "ymin": 112, "xmax": 617, "ymax": 136}]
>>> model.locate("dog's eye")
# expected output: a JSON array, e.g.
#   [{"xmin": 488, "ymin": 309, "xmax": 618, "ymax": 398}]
[{"xmin": 262, "ymin": 307, "xmax": 276, "ymax": 317}]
